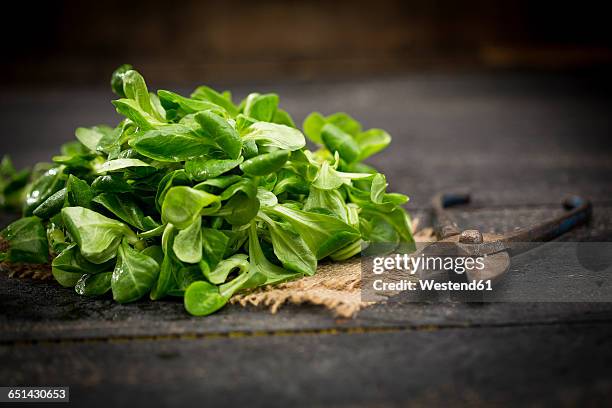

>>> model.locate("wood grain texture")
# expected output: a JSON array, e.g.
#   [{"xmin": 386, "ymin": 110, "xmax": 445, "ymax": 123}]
[
  {"xmin": 2, "ymin": 324, "xmax": 612, "ymax": 407},
  {"xmin": 1, "ymin": 74, "xmax": 612, "ymax": 405}
]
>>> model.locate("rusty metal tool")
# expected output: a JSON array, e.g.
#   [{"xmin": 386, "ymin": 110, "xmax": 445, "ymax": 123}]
[{"xmin": 427, "ymin": 193, "xmax": 592, "ymax": 283}]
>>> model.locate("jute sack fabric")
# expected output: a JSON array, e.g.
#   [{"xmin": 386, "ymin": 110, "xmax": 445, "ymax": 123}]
[{"xmin": 231, "ymin": 220, "xmax": 435, "ymax": 318}]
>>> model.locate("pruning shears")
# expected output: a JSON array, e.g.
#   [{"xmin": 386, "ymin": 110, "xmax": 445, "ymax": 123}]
[{"xmin": 424, "ymin": 192, "xmax": 592, "ymax": 283}]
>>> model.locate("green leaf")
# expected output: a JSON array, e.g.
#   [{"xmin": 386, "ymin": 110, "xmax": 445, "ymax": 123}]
[
  {"xmin": 311, "ymin": 161, "xmax": 343, "ymax": 190},
  {"xmin": 95, "ymin": 159, "xmax": 152, "ymax": 174},
  {"xmin": 91, "ymin": 175, "xmax": 133, "ymax": 193},
  {"xmin": 161, "ymin": 186, "xmax": 219, "ymax": 229},
  {"xmin": 66, "ymin": 175, "xmax": 94, "ymax": 208},
  {"xmin": 194, "ymin": 175, "xmax": 242, "ymax": 193},
  {"xmin": 272, "ymin": 109, "xmax": 296, "ymax": 128},
  {"xmin": 304, "ymin": 186, "xmax": 350, "ymax": 223},
  {"xmin": 242, "ymin": 122, "xmax": 305, "ymax": 151},
  {"xmin": 158, "ymin": 90, "xmax": 224, "ymax": 117},
  {"xmin": 194, "ymin": 111, "xmax": 242, "ymax": 159},
  {"xmin": 346, "ymin": 174, "xmax": 408, "ymax": 213},
  {"xmin": 243, "ymin": 93, "xmax": 279, "ymax": 122},
  {"xmin": 239, "ymin": 150, "xmax": 290, "ymax": 176},
  {"xmin": 142, "ymin": 245, "xmax": 164, "ymax": 265},
  {"xmin": 204, "ymin": 253, "xmax": 249, "ymax": 284},
  {"xmin": 130, "ymin": 125, "xmax": 215, "ymax": 162},
  {"xmin": 150, "ymin": 224, "xmax": 179, "ymax": 300},
  {"xmin": 235, "ymin": 114, "xmax": 258, "ymax": 133},
  {"xmin": 0, "ymin": 217, "xmax": 48, "ymax": 264},
  {"xmin": 326, "ymin": 112, "xmax": 362, "ymax": 137},
  {"xmin": 218, "ymin": 179, "xmax": 260, "ymax": 226},
  {"xmin": 321, "ymin": 124, "xmax": 361, "ymax": 164},
  {"xmin": 266, "ymin": 204, "xmax": 360, "ymax": 259},
  {"xmin": 92, "ymin": 193, "xmax": 154, "ymax": 231},
  {"xmin": 32, "ymin": 187, "xmax": 67, "ymax": 219},
  {"xmin": 96, "ymin": 124, "xmax": 124, "ymax": 155},
  {"xmin": 110, "ymin": 64, "xmax": 133, "ymax": 97},
  {"xmin": 51, "ymin": 268, "xmax": 85, "ymax": 288},
  {"xmin": 256, "ymin": 187, "xmax": 278, "ymax": 208},
  {"xmin": 329, "ymin": 238, "xmax": 363, "ymax": 261},
  {"xmin": 51, "ymin": 243, "xmax": 111, "ymax": 287},
  {"xmin": 150, "ymin": 92, "xmax": 167, "ymax": 119},
  {"xmin": 224, "ymin": 229, "xmax": 249, "ymax": 256},
  {"xmin": 24, "ymin": 166, "xmax": 65, "ymax": 216},
  {"xmin": 61, "ymin": 206, "xmax": 135, "ymax": 264},
  {"xmin": 355, "ymin": 129, "xmax": 391, "ymax": 161},
  {"xmin": 311, "ymin": 160, "xmax": 373, "ymax": 191},
  {"xmin": 46, "ymin": 220, "xmax": 68, "ymax": 254},
  {"xmin": 0, "ymin": 156, "xmax": 30, "ymax": 211},
  {"xmin": 361, "ymin": 206, "xmax": 414, "ymax": 245},
  {"xmin": 169, "ymin": 264, "xmax": 204, "ymax": 296},
  {"xmin": 258, "ymin": 213, "xmax": 316, "ymax": 276},
  {"xmin": 302, "ymin": 112, "xmax": 326, "ymax": 144},
  {"xmin": 75, "ymin": 127, "xmax": 106, "ymax": 152},
  {"xmin": 361, "ymin": 214, "xmax": 399, "ymax": 244},
  {"xmin": 370, "ymin": 173, "xmax": 388, "ymax": 203},
  {"xmin": 75, "ymin": 272, "xmax": 112, "ymax": 296},
  {"xmin": 0, "ymin": 155, "xmax": 15, "ymax": 176},
  {"xmin": 184, "ymin": 280, "xmax": 228, "ymax": 316},
  {"xmin": 138, "ymin": 224, "xmax": 166, "ymax": 239},
  {"xmin": 173, "ymin": 216, "xmax": 203, "ymax": 263},
  {"xmin": 112, "ymin": 99, "xmax": 165, "ymax": 130},
  {"xmin": 242, "ymin": 139, "xmax": 259, "ymax": 159},
  {"xmin": 285, "ymin": 149, "xmax": 319, "ymax": 182},
  {"xmin": 272, "ymin": 170, "xmax": 309, "ymax": 196},
  {"xmin": 51, "ymin": 153, "xmax": 93, "ymax": 170},
  {"xmin": 185, "ymin": 157, "xmax": 243, "ymax": 181},
  {"xmin": 302, "ymin": 112, "xmax": 362, "ymax": 144},
  {"xmin": 246, "ymin": 222, "xmax": 300, "ymax": 285},
  {"xmin": 155, "ymin": 169, "xmax": 190, "ymax": 211},
  {"xmin": 52, "ymin": 243, "xmax": 113, "ymax": 276},
  {"xmin": 52, "ymin": 267, "xmax": 83, "ymax": 288},
  {"xmin": 122, "ymin": 70, "xmax": 165, "ymax": 121},
  {"xmin": 59, "ymin": 140, "xmax": 88, "ymax": 157},
  {"xmin": 112, "ymin": 240, "xmax": 160, "ymax": 303},
  {"xmin": 191, "ymin": 85, "xmax": 239, "ymax": 116},
  {"xmin": 201, "ymin": 227, "xmax": 230, "ymax": 268}
]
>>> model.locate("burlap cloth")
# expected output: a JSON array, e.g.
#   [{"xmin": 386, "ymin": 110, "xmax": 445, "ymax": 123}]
[
  {"xmin": 231, "ymin": 219, "xmax": 434, "ymax": 318},
  {"xmin": 2, "ymin": 219, "xmax": 434, "ymax": 318},
  {"xmin": 230, "ymin": 257, "xmax": 365, "ymax": 318}
]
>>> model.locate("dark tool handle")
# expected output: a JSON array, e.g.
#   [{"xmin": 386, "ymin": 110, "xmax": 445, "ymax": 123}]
[
  {"xmin": 503, "ymin": 196, "xmax": 592, "ymax": 255},
  {"xmin": 431, "ymin": 192, "xmax": 470, "ymax": 240}
]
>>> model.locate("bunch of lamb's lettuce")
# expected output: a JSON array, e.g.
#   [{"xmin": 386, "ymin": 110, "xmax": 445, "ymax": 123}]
[{"xmin": 0, "ymin": 65, "xmax": 413, "ymax": 316}]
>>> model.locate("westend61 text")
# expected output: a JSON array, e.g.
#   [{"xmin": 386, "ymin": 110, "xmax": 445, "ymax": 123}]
[{"xmin": 372, "ymin": 278, "xmax": 493, "ymax": 292}]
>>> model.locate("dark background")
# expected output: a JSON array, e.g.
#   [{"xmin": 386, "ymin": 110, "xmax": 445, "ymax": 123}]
[
  {"xmin": 3, "ymin": 0, "xmax": 612, "ymax": 87},
  {"xmin": 2, "ymin": 0, "xmax": 612, "ymax": 175},
  {"xmin": 2, "ymin": 2, "xmax": 612, "ymax": 406}
]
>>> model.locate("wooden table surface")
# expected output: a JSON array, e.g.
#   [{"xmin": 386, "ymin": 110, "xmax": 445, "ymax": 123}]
[{"xmin": 1, "ymin": 72, "xmax": 612, "ymax": 407}]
